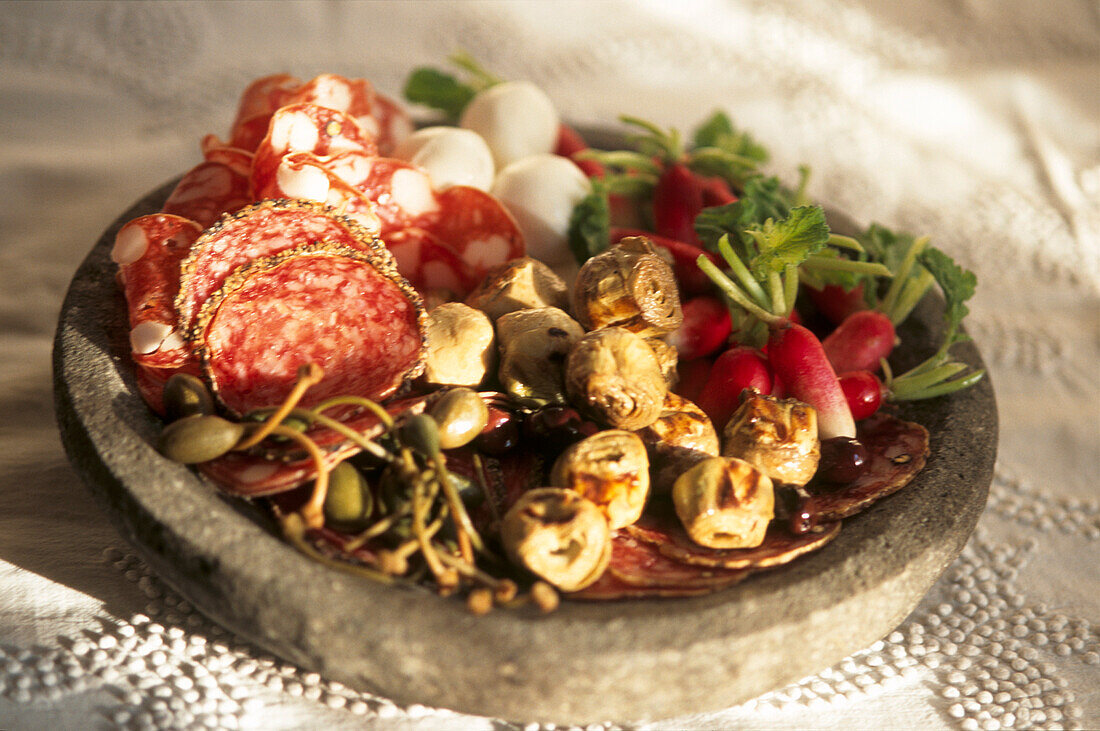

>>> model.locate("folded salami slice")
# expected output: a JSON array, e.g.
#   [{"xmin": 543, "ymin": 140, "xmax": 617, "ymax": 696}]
[
  {"xmin": 808, "ymin": 414, "xmax": 930, "ymax": 521},
  {"xmin": 161, "ymin": 160, "xmax": 252, "ymax": 229},
  {"xmin": 112, "ymin": 213, "xmax": 203, "ymax": 370},
  {"xmin": 195, "ymin": 243, "xmax": 426, "ymax": 416},
  {"xmin": 415, "ymin": 186, "xmax": 525, "ymax": 283},
  {"xmin": 252, "ymin": 150, "xmax": 382, "ymax": 233},
  {"xmin": 175, "ymin": 199, "xmax": 393, "ymax": 334},
  {"xmin": 250, "ymin": 103, "xmax": 380, "ymax": 200},
  {"xmin": 571, "ymin": 533, "xmax": 748, "ymax": 601},
  {"xmin": 200, "ymin": 137, "xmax": 253, "ymax": 177},
  {"xmin": 226, "ymin": 73, "xmax": 301, "ymax": 152},
  {"xmin": 625, "ymin": 506, "xmax": 841, "ymax": 570}
]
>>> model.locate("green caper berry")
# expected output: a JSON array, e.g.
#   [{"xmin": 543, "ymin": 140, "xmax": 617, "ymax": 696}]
[
  {"xmin": 323, "ymin": 461, "xmax": 373, "ymax": 527},
  {"xmin": 157, "ymin": 414, "xmax": 245, "ymax": 464},
  {"xmin": 428, "ymin": 388, "xmax": 489, "ymax": 450},
  {"xmin": 163, "ymin": 373, "xmax": 215, "ymax": 422},
  {"xmin": 398, "ymin": 413, "xmax": 442, "ymax": 456}
]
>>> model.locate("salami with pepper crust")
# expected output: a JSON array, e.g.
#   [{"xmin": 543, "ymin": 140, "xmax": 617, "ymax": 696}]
[{"xmin": 194, "ymin": 242, "xmax": 426, "ymax": 416}]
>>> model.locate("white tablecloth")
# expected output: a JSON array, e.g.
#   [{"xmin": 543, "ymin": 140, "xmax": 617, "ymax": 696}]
[{"xmin": 1, "ymin": 1, "xmax": 1097, "ymax": 728}]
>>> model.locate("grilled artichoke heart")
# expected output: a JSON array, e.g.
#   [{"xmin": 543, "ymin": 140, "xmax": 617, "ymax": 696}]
[
  {"xmin": 565, "ymin": 327, "xmax": 668, "ymax": 431},
  {"xmin": 500, "ymin": 488, "xmax": 612, "ymax": 592},
  {"xmin": 465, "ymin": 256, "xmax": 570, "ymax": 320},
  {"xmin": 550, "ymin": 429, "xmax": 650, "ymax": 530},
  {"xmin": 496, "ymin": 307, "xmax": 584, "ymax": 406},
  {"xmin": 722, "ymin": 390, "xmax": 821, "ymax": 487},
  {"xmin": 572, "ymin": 236, "xmax": 683, "ymax": 337},
  {"xmin": 423, "ymin": 302, "xmax": 496, "ymax": 388},
  {"xmin": 672, "ymin": 456, "xmax": 775, "ymax": 549}
]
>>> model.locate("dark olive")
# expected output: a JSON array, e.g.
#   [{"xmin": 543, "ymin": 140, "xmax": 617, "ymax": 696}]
[
  {"xmin": 428, "ymin": 388, "xmax": 489, "ymax": 450},
  {"xmin": 474, "ymin": 406, "xmax": 521, "ymax": 455},
  {"xmin": 157, "ymin": 414, "xmax": 245, "ymax": 464},
  {"xmin": 522, "ymin": 404, "xmax": 600, "ymax": 455},
  {"xmin": 323, "ymin": 461, "xmax": 374, "ymax": 528},
  {"xmin": 163, "ymin": 373, "xmax": 215, "ymax": 422},
  {"xmin": 818, "ymin": 437, "xmax": 869, "ymax": 484}
]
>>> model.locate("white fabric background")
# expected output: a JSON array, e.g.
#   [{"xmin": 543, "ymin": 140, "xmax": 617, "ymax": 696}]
[{"xmin": 1, "ymin": 1, "xmax": 1097, "ymax": 728}]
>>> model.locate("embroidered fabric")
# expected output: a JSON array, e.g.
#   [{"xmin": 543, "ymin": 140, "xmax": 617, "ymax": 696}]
[{"xmin": 1, "ymin": 1, "xmax": 1096, "ymax": 728}]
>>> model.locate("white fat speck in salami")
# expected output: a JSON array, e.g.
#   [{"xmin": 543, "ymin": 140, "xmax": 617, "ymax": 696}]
[
  {"xmin": 389, "ymin": 167, "xmax": 438, "ymax": 218},
  {"xmin": 112, "ymin": 223, "xmax": 150, "ymax": 265},
  {"xmin": 196, "ymin": 244, "xmax": 426, "ymax": 415},
  {"xmin": 271, "ymin": 110, "xmax": 321, "ymax": 155},
  {"xmin": 130, "ymin": 321, "xmax": 175, "ymax": 355},
  {"xmin": 276, "ymin": 159, "xmax": 331, "ymax": 202}
]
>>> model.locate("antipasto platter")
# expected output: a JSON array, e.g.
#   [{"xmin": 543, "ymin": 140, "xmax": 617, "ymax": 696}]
[{"xmin": 54, "ymin": 61, "xmax": 996, "ymax": 723}]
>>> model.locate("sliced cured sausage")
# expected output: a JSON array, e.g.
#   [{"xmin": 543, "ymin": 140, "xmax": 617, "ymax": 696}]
[
  {"xmin": 195, "ymin": 243, "xmax": 426, "ymax": 415},
  {"xmin": 175, "ymin": 199, "xmax": 392, "ymax": 334},
  {"xmin": 112, "ymin": 213, "xmax": 203, "ymax": 370},
  {"xmin": 252, "ymin": 150, "xmax": 381, "ymax": 233},
  {"xmin": 161, "ymin": 160, "xmax": 252, "ymax": 229},
  {"xmin": 226, "ymin": 73, "xmax": 301, "ymax": 152},
  {"xmin": 808, "ymin": 414, "xmax": 930, "ymax": 520},
  {"xmin": 386, "ymin": 228, "xmax": 476, "ymax": 298}
]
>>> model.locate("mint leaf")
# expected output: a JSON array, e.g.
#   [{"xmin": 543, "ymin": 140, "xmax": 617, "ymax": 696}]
[
  {"xmin": 403, "ymin": 68, "xmax": 477, "ymax": 122},
  {"xmin": 568, "ymin": 181, "xmax": 611, "ymax": 264},
  {"xmin": 750, "ymin": 205, "xmax": 830, "ymax": 277}
]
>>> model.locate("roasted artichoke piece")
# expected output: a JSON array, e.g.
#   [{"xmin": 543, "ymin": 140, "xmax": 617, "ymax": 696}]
[
  {"xmin": 572, "ymin": 236, "xmax": 683, "ymax": 337},
  {"xmin": 722, "ymin": 390, "xmax": 821, "ymax": 487},
  {"xmin": 465, "ymin": 256, "xmax": 570, "ymax": 320},
  {"xmin": 496, "ymin": 307, "xmax": 584, "ymax": 405},
  {"xmin": 500, "ymin": 487, "xmax": 612, "ymax": 592},
  {"xmin": 422, "ymin": 302, "xmax": 496, "ymax": 388},
  {"xmin": 564, "ymin": 327, "xmax": 668, "ymax": 431},
  {"xmin": 672, "ymin": 456, "xmax": 775, "ymax": 549},
  {"xmin": 645, "ymin": 336, "xmax": 680, "ymax": 387},
  {"xmin": 549, "ymin": 429, "xmax": 650, "ymax": 530},
  {"xmin": 635, "ymin": 392, "xmax": 721, "ymax": 495}
]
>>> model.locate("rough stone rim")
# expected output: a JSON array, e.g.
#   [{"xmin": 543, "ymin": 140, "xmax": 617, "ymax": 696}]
[{"xmin": 53, "ymin": 177, "xmax": 997, "ymax": 725}]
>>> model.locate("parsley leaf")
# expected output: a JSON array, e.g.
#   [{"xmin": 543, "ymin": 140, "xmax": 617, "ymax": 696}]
[
  {"xmin": 750, "ymin": 205, "xmax": 831, "ymax": 277},
  {"xmin": 920, "ymin": 245, "xmax": 977, "ymax": 345},
  {"xmin": 403, "ymin": 68, "xmax": 478, "ymax": 123}
]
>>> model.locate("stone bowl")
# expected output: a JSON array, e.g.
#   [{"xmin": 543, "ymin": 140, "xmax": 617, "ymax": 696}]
[{"xmin": 53, "ymin": 179, "xmax": 997, "ymax": 725}]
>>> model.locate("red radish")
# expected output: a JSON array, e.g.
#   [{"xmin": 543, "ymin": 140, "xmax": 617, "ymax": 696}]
[
  {"xmin": 653, "ymin": 162, "xmax": 704, "ymax": 246},
  {"xmin": 674, "ymin": 357, "xmax": 714, "ymax": 405},
  {"xmin": 610, "ymin": 227, "xmax": 720, "ymax": 296},
  {"xmin": 555, "ymin": 123, "xmax": 604, "ymax": 178},
  {"xmin": 698, "ymin": 174, "xmax": 737, "ymax": 207},
  {"xmin": 766, "ymin": 322, "xmax": 856, "ymax": 439},
  {"xmin": 667, "ymin": 295, "xmax": 732, "ymax": 360},
  {"xmin": 694, "ymin": 346, "xmax": 772, "ymax": 430},
  {"xmin": 805, "ymin": 282, "xmax": 867, "ymax": 326},
  {"xmin": 822, "ymin": 309, "xmax": 896, "ymax": 374},
  {"xmin": 838, "ymin": 370, "xmax": 884, "ymax": 420}
]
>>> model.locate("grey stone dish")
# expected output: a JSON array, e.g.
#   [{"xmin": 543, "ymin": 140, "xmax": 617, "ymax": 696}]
[{"xmin": 54, "ymin": 179, "xmax": 997, "ymax": 725}]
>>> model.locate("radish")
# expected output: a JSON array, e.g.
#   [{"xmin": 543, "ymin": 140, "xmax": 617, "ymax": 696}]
[
  {"xmin": 838, "ymin": 370, "xmax": 884, "ymax": 420},
  {"xmin": 653, "ymin": 162, "xmax": 705, "ymax": 246},
  {"xmin": 767, "ymin": 322, "xmax": 856, "ymax": 439},
  {"xmin": 804, "ymin": 282, "xmax": 867, "ymax": 326},
  {"xmin": 674, "ymin": 357, "xmax": 714, "ymax": 405},
  {"xmin": 694, "ymin": 346, "xmax": 772, "ymax": 430},
  {"xmin": 555, "ymin": 124, "xmax": 605, "ymax": 178},
  {"xmin": 822, "ymin": 309, "xmax": 896, "ymax": 374},
  {"xmin": 667, "ymin": 295, "xmax": 733, "ymax": 361}
]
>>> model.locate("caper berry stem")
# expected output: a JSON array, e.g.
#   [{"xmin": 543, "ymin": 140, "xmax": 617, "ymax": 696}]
[
  {"xmin": 235, "ymin": 363, "xmax": 324, "ymax": 450},
  {"xmin": 267, "ymin": 424, "xmax": 329, "ymax": 530},
  {"xmin": 280, "ymin": 513, "xmax": 396, "ymax": 584},
  {"xmin": 311, "ymin": 394, "xmax": 395, "ymax": 432},
  {"xmin": 292, "ymin": 407, "xmax": 393, "ymax": 463},
  {"xmin": 342, "ymin": 505, "xmax": 412, "ymax": 552},
  {"xmin": 407, "ymin": 448, "xmax": 450, "ymax": 583},
  {"xmin": 431, "ymin": 453, "xmax": 481, "ymax": 562}
]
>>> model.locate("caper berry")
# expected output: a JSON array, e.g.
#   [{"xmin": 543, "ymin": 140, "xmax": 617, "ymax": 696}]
[
  {"xmin": 323, "ymin": 461, "xmax": 374, "ymax": 528},
  {"xmin": 157, "ymin": 414, "xmax": 245, "ymax": 464},
  {"xmin": 428, "ymin": 388, "xmax": 489, "ymax": 450},
  {"xmin": 163, "ymin": 373, "xmax": 215, "ymax": 422},
  {"xmin": 397, "ymin": 413, "xmax": 441, "ymax": 456}
]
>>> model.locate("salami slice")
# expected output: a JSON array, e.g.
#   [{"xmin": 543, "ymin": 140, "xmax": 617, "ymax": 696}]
[
  {"xmin": 625, "ymin": 506, "xmax": 841, "ymax": 570},
  {"xmin": 195, "ymin": 243, "xmax": 426, "ymax": 415},
  {"xmin": 250, "ymin": 103, "xmax": 379, "ymax": 202},
  {"xmin": 414, "ymin": 186, "xmax": 525, "ymax": 282},
  {"xmin": 386, "ymin": 228, "xmax": 476, "ymax": 297},
  {"xmin": 226, "ymin": 73, "xmax": 302, "ymax": 152},
  {"xmin": 200, "ymin": 136, "xmax": 254, "ymax": 177},
  {"xmin": 112, "ymin": 213, "xmax": 203, "ymax": 370},
  {"xmin": 161, "ymin": 160, "xmax": 252, "ymax": 229},
  {"xmin": 285, "ymin": 74, "xmax": 410, "ymax": 156},
  {"xmin": 607, "ymin": 532, "xmax": 749, "ymax": 589},
  {"xmin": 198, "ymin": 441, "xmax": 360, "ymax": 497},
  {"xmin": 808, "ymin": 414, "xmax": 931, "ymax": 521},
  {"xmin": 360, "ymin": 90, "xmax": 412, "ymax": 156},
  {"xmin": 356, "ymin": 157, "xmax": 440, "ymax": 234},
  {"xmin": 175, "ymin": 199, "xmax": 393, "ymax": 334},
  {"xmin": 252, "ymin": 150, "xmax": 382, "ymax": 233}
]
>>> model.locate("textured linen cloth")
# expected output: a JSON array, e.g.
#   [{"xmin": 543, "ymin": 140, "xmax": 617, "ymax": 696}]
[{"xmin": 1, "ymin": 1, "xmax": 1097, "ymax": 728}]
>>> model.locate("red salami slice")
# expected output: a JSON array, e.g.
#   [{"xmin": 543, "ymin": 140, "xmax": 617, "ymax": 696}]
[
  {"xmin": 251, "ymin": 150, "xmax": 381, "ymax": 234},
  {"xmin": 607, "ymin": 532, "xmax": 749, "ymax": 589},
  {"xmin": 250, "ymin": 103, "xmax": 379, "ymax": 202},
  {"xmin": 200, "ymin": 136, "xmax": 253, "ymax": 178},
  {"xmin": 808, "ymin": 414, "xmax": 931, "ymax": 520},
  {"xmin": 112, "ymin": 213, "xmax": 203, "ymax": 369},
  {"xmin": 386, "ymin": 228, "xmax": 476, "ymax": 297},
  {"xmin": 161, "ymin": 160, "xmax": 252, "ymax": 229},
  {"xmin": 414, "ymin": 186, "xmax": 525, "ymax": 282},
  {"xmin": 198, "ymin": 442, "xmax": 361, "ymax": 497},
  {"xmin": 175, "ymin": 199, "xmax": 393, "ymax": 334},
  {"xmin": 285, "ymin": 74, "xmax": 410, "ymax": 156},
  {"xmin": 356, "ymin": 157, "xmax": 440, "ymax": 234},
  {"xmin": 226, "ymin": 73, "xmax": 302, "ymax": 152},
  {"xmin": 570, "ymin": 569, "xmax": 714, "ymax": 601},
  {"xmin": 625, "ymin": 506, "xmax": 841, "ymax": 570},
  {"xmin": 195, "ymin": 243, "xmax": 426, "ymax": 415},
  {"xmin": 361, "ymin": 90, "xmax": 412, "ymax": 156}
]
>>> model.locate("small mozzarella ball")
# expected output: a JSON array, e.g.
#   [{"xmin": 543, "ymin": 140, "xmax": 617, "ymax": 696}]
[
  {"xmin": 392, "ymin": 127, "xmax": 495, "ymax": 191},
  {"xmin": 459, "ymin": 81, "xmax": 559, "ymax": 169},
  {"xmin": 491, "ymin": 154, "xmax": 591, "ymax": 267}
]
